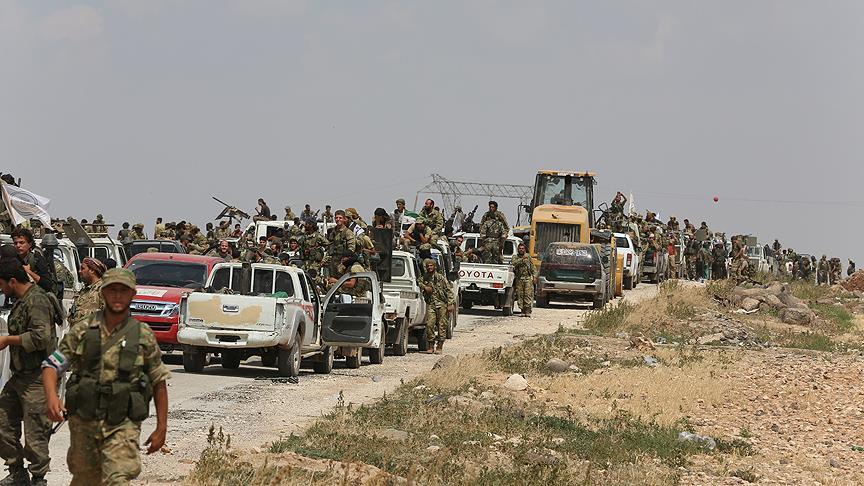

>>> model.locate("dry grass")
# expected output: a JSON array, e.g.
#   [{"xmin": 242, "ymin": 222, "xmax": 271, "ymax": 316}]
[{"xmin": 535, "ymin": 349, "xmax": 737, "ymax": 427}]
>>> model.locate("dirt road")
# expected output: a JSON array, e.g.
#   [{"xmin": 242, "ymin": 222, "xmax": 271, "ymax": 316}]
[{"xmin": 43, "ymin": 284, "xmax": 661, "ymax": 484}]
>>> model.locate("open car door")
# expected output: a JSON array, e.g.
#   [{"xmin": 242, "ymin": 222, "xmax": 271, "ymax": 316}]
[{"xmin": 321, "ymin": 271, "xmax": 383, "ymax": 348}]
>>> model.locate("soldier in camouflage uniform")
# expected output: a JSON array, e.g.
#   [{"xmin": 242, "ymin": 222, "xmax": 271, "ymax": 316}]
[
  {"xmin": 129, "ymin": 224, "xmax": 146, "ymax": 240},
  {"xmin": 42, "ymin": 268, "xmax": 170, "ymax": 485},
  {"xmin": 70, "ymin": 257, "xmax": 107, "ymax": 323},
  {"xmin": 54, "ymin": 259, "xmax": 75, "ymax": 295},
  {"xmin": 478, "ymin": 207, "xmax": 506, "ymax": 264},
  {"xmin": 0, "ymin": 261, "xmax": 60, "ymax": 486},
  {"xmin": 152, "ymin": 218, "xmax": 165, "ymax": 239},
  {"xmin": 418, "ymin": 258, "xmax": 454, "ymax": 354},
  {"xmin": 301, "ymin": 219, "xmax": 329, "ymax": 273},
  {"xmin": 205, "ymin": 240, "xmax": 234, "ymax": 262},
  {"xmin": 402, "ymin": 218, "xmax": 434, "ymax": 256},
  {"xmin": 419, "ymin": 199, "xmax": 445, "ymax": 238},
  {"xmin": 729, "ymin": 236, "xmax": 747, "ymax": 282},
  {"xmin": 213, "ymin": 220, "xmax": 231, "ymax": 241},
  {"xmin": 327, "ymin": 211, "xmax": 357, "ymax": 275},
  {"xmin": 511, "ymin": 243, "xmax": 537, "ymax": 317}
]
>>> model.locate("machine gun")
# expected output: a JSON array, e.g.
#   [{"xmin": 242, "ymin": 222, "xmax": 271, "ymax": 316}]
[
  {"xmin": 460, "ymin": 205, "xmax": 479, "ymax": 233},
  {"xmin": 212, "ymin": 197, "xmax": 250, "ymax": 225}
]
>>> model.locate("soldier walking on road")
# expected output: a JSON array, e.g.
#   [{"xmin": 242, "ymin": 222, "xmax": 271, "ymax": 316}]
[
  {"xmin": 42, "ymin": 268, "xmax": 171, "ymax": 485},
  {"xmin": 418, "ymin": 259, "xmax": 454, "ymax": 354},
  {"xmin": 512, "ymin": 243, "xmax": 537, "ymax": 317},
  {"xmin": 0, "ymin": 261, "xmax": 60, "ymax": 486}
]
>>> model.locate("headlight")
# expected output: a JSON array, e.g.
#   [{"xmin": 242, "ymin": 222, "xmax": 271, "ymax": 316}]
[{"xmin": 162, "ymin": 304, "xmax": 180, "ymax": 317}]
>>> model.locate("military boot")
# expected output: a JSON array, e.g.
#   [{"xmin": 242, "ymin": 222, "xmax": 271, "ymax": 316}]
[
  {"xmin": 435, "ymin": 341, "xmax": 444, "ymax": 354},
  {"xmin": 425, "ymin": 342, "xmax": 435, "ymax": 354},
  {"xmin": 0, "ymin": 466, "xmax": 29, "ymax": 486}
]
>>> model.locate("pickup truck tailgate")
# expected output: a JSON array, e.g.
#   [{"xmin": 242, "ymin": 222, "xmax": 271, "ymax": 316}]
[
  {"xmin": 458, "ymin": 263, "xmax": 512, "ymax": 289},
  {"xmin": 185, "ymin": 293, "xmax": 280, "ymax": 332}
]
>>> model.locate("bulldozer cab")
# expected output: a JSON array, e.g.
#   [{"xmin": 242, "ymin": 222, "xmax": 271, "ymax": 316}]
[{"xmin": 530, "ymin": 171, "xmax": 597, "ymax": 226}]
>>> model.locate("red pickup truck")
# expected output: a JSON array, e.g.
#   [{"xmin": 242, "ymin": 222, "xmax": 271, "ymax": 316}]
[{"xmin": 124, "ymin": 253, "xmax": 224, "ymax": 352}]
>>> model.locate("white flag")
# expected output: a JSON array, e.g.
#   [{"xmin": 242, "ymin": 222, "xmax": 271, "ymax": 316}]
[{"xmin": 1, "ymin": 181, "xmax": 52, "ymax": 227}]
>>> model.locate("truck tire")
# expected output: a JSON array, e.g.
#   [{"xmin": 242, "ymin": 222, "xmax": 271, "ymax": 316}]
[
  {"xmin": 345, "ymin": 348, "xmax": 362, "ymax": 369},
  {"xmin": 312, "ymin": 346, "xmax": 334, "ymax": 374},
  {"xmin": 624, "ymin": 275, "xmax": 633, "ymax": 290},
  {"xmin": 392, "ymin": 319, "xmax": 409, "ymax": 356},
  {"xmin": 501, "ymin": 288, "xmax": 514, "ymax": 316},
  {"xmin": 461, "ymin": 299, "xmax": 473, "ymax": 310},
  {"xmin": 221, "ymin": 350, "xmax": 241, "ymax": 370},
  {"xmin": 183, "ymin": 348, "xmax": 206, "ymax": 373},
  {"xmin": 415, "ymin": 330, "xmax": 430, "ymax": 352},
  {"xmin": 368, "ymin": 326, "xmax": 386, "ymax": 365},
  {"xmin": 536, "ymin": 293, "xmax": 550, "ymax": 308},
  {"xmin": 278, "ymin": 339, "xmax": 301, "ymax": 377},
  {"xmin": 592, "ymin": 295, "xmax": 605, "ymax": 309},
  {"xmin": 261, "ymin": 351, "xmax": 277, "ymax": 368}
]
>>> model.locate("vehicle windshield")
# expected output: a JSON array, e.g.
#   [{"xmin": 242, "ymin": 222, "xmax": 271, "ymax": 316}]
[
  {"xmin": 615, "ymin": 236, "xmax": 630, "ymax": 249},
  {"xmin": 746, "ymin": 246, "xmax": 762, "ymax": 257},
  {"xmin": 533, "ymin": 174, "xmax": 591, "ymax": 208},
  {"xmin": 129, "ymin": 243, "xmax": 179, "ymax": 257},
  {"xmin": 392, "ymin": 258, "xmax": 406, "ymax": 278},
  {"xmin": 127, "ymin": 260, "xmax": 208, "ymax": 288}
]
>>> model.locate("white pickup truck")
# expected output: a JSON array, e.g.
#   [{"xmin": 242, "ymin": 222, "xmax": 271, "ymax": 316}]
[
  {"xmin": 457, "ymin": 233, "xmax": 520, "ymax": 315},
  {"xmin": 178, "ymin": 262, "xmax": 384, "ymax": 376},
  {"xmin": 613, "ymin": 232, "xmax": 640, "ymax": 290},
  {"xmin": 382, "ymin": 250, "xmax": 426, "ymax": 355}
]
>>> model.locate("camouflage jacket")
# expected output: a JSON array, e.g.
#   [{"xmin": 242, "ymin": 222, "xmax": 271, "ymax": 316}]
[
  {"xmin": 420, "ymin": 208, "xmax": 445, "ymax": 233},
  {"xmin": 481, "ymin": 210, "xmax": 509, "ymax": 229},
  {"xmin": 328, "ymin": 226, "xmax": 357, "ymax": 257},
  {"xmin": 302, "ymin": 232, "xmax": 329, "ymax": 263},
  {"xmin": 512, "ymin": 254, "xmax": 536, "ymax": 281},
  {"xmin": 8, "ymin": 285, "xmax": 58, "ymax": 373},
  {"xmin": 418, "ymin": 271, "xmax": 453, "ymax": 307},
  {"xmin": 334, "ymin": 262, "xmax": 369, "ymax": 297},
  {"xmin": 51, "ymin": 313, "xmax": 170, "ymax": 386},
  {"xmin": 213, "ymin": 227, "xmax": 231, "ymax": 240},
  {"xmin": 55, "ymin": 260, "xmax": 75, "ymax": 291},
  {"xmin": 71, "ymin": 279, "xmax": 104, "ymax": 323},
  {"xmin": 204, "ymin": 249, "xmax": 234, "ymax": 262},
  {"xmin": 479, "ymin": 217, "xmax": 505, "ymax": 241}
]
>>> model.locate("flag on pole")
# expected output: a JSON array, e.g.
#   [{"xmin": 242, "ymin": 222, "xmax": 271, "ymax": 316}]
[{"xmin": 0, "ymin": 181, "xmax": 52, "ymax": 227}]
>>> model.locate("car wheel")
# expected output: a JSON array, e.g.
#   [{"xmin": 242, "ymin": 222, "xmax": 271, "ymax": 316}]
[
  {"xmin": 501, "ymin": 288, "xmax": 514, "ymax": 316},
  {"xmin": 278, "ymin": 338, "xmax": 301, "ymax": 377},
  {"xmin": 392, "ymin": 319, "xmax": 409, "ymax": 356},
  {"xmin": 592, "ymin": 296, "xmax": 605, "ymax": 309},
  {"xmin": 623, "ymin": 276, "xmax": 632, "ymax": 290},
  {"xmin": 461, "ymin": 299, "xmax": 473, "ymax": 310},
  {"xmin": 345, "ymin": 348, "xmax": 362, "ymax": 369},
  {"xmin": 221, "ymin": 350, "xmax": 241, "ymax": 370},
  {"xmin": 261, "ymin": 351, "xmax": 277, "ymax": 368},
  {"xmin": 368, "ymin": 326, "xmax": 386, "ymax": 365},
  {"xmin": 183, "ymin": 348, "xmax": 206, "ymax": 373},
  {"xmin": 312, "ymin": 346, "xmax": 334, "ymax": 374},
  {"xmin": 536, "ymin": 293, "xmax": 550, "ymax": 308}
]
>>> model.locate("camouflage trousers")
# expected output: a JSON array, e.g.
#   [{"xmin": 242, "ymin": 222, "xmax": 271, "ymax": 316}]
[
  {"xmin": 667, "ymin": 255, "xmax": 679, "ymax": 279},
  {"xmin": 425, "ymin": 304, "xmax": 449, "ymax": 343},
  {"xmin": 730, "ymin": 258, "xmax": 747, "ymax": 281},
  {"xmin": 514, "ymin": 278, "xmax": 534, "ymax": 314},
  {"xmin": 685, "ymin": 256, "xmax": 697, "ymax": 280},
  {"xmin": 482, "ymin": 240, "xmax": 502, "ymax": 264},
  {"xmin": 68, "ymin": 416, "xmax": 142, "ymax": 485},
  {"xmin": 0, "ymin": 372, "xmax": 53, "ymax": 477}
]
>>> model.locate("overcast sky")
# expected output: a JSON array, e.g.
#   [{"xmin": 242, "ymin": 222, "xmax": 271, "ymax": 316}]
[{"xmin": 2, "ymin": 0, "xmax": 862, "ymax": 263}]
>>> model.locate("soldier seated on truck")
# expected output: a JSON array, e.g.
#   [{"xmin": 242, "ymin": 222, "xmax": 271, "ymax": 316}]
[
  {"xmin": 402, "ymin": 217, "xmax": 434, "ymax": 259},
  {"xmin": 327, "ymin": 252, "xmax": 370, "ymax": 301}
]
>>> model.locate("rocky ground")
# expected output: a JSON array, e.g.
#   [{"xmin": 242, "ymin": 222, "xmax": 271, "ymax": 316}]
[{"xmin": 185, "ymin": 278, "xmax": 864, "ymax": 485}]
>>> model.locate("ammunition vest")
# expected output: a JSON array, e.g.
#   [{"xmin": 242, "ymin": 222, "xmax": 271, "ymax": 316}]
[{"xmin": 65, "ymin": 318, "xmax": 153, "ymax": 425}]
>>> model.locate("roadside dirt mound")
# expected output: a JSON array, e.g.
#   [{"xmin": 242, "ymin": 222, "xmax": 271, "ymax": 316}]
[{"xmin": 841, "ymin": 271, "xmax": 864, "ymax": 292}]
